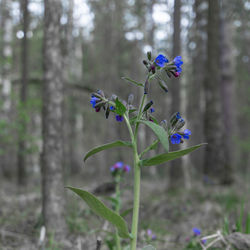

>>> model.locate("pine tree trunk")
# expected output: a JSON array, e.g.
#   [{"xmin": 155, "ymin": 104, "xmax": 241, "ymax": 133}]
[
  {"xmin": 203, "ymin": 0, "xmax": 224, "ymax": 181},
  {"xmin": 169, "ymin": 0, "xmax": 183, "ymax": 188},
  {"xmin": 17, "ymin": 0, "xmax": 29, "ymax": 186},
  {"xmin": 219, "ymin": 5, "xmax": 235, "ymax": 184},
  {"xmin": 0, "ymin": 0, "xmax": 13, "ymax": 178},
  {"xmin": 42, "ymin": 0, "xmax": 66, "ymax": 237}
]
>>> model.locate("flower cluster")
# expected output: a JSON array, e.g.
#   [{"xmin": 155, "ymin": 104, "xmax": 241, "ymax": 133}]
[
  {"xmin": 146, "ymin": 229, "xmax": 157, "ymax": 241},
  {"xmin": 168, "ymin": 112, "xmax": 191, "ymax": 145},
  {"xmin": 110, "ymin": 162, "xmax": 131, "ymax": 175},
  {"xmin": 193, "ymin": 228, "xmax": 207, "ymax": 245}
]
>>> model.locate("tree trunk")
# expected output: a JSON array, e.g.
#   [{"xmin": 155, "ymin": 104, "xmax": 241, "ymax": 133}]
[
  {"xmin": 0, "ymin": 0, "xmax": 13, "ymax": 178},
  {"xmin": 42, "ymin": 0, "xmax": 67, "ymax": 237},
  {"xmin": 17, "ymin": 0, "xmax": 29, "ymax": 186},
  {"xmin": 203, "ymin": 0, "xmax": 224, "ymax": 181},
  {"xmin": 187, "ymin": 0, "xmax": 206, "ymax": 175},
  {"xmin": 219, "ymin": 4, "xmax": 235, "ymax": 184},
  {"xmin": 169, "ymin": 0, "xmax": 183, "ymax": 189}
]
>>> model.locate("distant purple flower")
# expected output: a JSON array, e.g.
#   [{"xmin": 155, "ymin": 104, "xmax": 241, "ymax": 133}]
[
  {"xmin": 183, "ymin": 129, "xmax": 191, "ymax": 140},
  {"xmin": 170, "ymin": 133, "xmax": 182, "ymax": 144},
  {"xmin": 110, "ymin": 162, "xmax": 123, "ymax": 172},
  {"xmin": 123, "ymin": 165, "xmax": 130, "ymax": 173},
  {"xmin": 147, "ymin": 229, "xmax": 157, "ymax": 240},
  {"xmin": 155, "ymin": 54, "xmax": 169, "ymax": 67},
  {"xmin": 193, "ymin": 228, "xmax": 201, "ymax": 236},
  {"xmin": 201, "ymin": 239, "xmax": 207, "ymax": 245},
  {"xmin": 116, "ymin": 115, "xmax": 123, "ymax": 122}
]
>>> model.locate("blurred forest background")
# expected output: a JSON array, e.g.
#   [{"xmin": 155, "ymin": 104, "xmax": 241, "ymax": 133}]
[{"xmin": 0, "ymin": 0, "xmax": 250, "ymax": 249}]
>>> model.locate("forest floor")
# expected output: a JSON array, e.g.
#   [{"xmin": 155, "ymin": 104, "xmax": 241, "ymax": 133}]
[{"xmin": 0, "ymin": 174, "xmax": 249, "ymax": 250}]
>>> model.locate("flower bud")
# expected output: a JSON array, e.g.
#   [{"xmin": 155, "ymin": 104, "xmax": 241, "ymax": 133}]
[
  {"xmin": 147, "ymin": 51, "xmax": 152, "ymax": 61},
  {"xmin": 143, "ymin": 60, "xmax": 148, "ymax": 66},
  {"xmin": 158, "ymin": 80, "xmax": 168, "ymax": 93},
  {"xmin": 143, "ymin": 100, "xmax": 153, "ymax": 112},
  {"xmin": 144, "ymin": 78, "xmax": 149, "ymax": 94}
]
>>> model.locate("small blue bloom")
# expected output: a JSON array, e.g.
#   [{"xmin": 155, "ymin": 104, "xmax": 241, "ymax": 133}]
[
  {"xmin": 116, "ymin": 115, "xmax": 123, "ymax": 122},
  {"xmin": 170, "ymin": 133, "xmax": 182, "ymax": 144},
  {"xmin": 193, "ymin": 227, "xmax": 201, "ymax": 236},
  {"xmin": 176, "ymin": 112, "xmax": 181, "ymax": 120},
  {"xmin": 155, "ymin": 54, "xmax": 169, "ymax": 67},
  {"xmin": 90, "ymin": 96, "xmax": 99, "ymax": 108},
  {"xmin": 114, "ymin": 161, "xmax": 123, "ymax": 169},
  {"xmin": 174, "ymin": 56, "xmax": 183, "ymax": 73},
  {"xmin": 110, "ymin": 106, "xmax": 115, "ymax": 110},
  {"xmin": 183, "ymin": 129, "xmax": 191, "ymax": 139},
  {"xmin": 150, "ymin": 108, "xmax": 155, "ymax": 113}
]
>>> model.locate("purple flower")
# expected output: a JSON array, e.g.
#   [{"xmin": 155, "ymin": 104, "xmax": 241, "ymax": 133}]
[
  {"xmin": 193, "ymin": 227, "xmax": 201, "ymax": 236},
  {"xmin": 110, "ymin": 106, "xmax": 115, "ymax": 110},
  {"xmin": 201, "ymin": 239, "xmax": 207, "ymax": 245},
  {"xmin": 116, "ymin": 115, "xmax": 123, "ymax": 122},
  {"xmin": 183, "ymin": 129, "xmax": 191, "ymax": 139},
  {"xmin": 110, "ymin": 162, "xmax": 124, "ymax": 172},
  {"xmin": 176, "ymin": 112, "xmax": 181, "ymax": 120},
  {"xmin": 155, "ymin": 54, "xmax": 169, "ymax": 67},
  {"xmin": 147, "ymin": 229, "xmax": 152, "ymax": 236},
  {"xmin": 146, "ymin": 229, "xmax": 157, "ymax": 240},
  {"xmin": 150, "ymin": 108, "xmax": 155, "ymax": 113},
  {"xmin": 170, "ymin": 133, "xmax": 182, "ymax": 144},
  {"xmin": 123, "ymin": 165, "xmax": 130, "ymax": 173}
]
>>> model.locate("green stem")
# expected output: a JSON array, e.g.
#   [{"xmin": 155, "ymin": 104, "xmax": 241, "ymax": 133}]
[
  {"xmin": 139, "ymin": 139, "xmax": 159, "ymax": 158},
  {"xmin": 114, "ymin": 177, "xmax": 121, "ymax": 250}
]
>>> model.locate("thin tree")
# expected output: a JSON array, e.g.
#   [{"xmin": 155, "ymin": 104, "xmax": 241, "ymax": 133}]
[
  {"xmin": 17, "ymin": 0, "xmax": 29, "ymax": 186},
  {"xmin": 0, "ymin": 0, "xmax": 13, "ymax": 178},
  {"xmin": 169, "ymin": 0, "xmax": 183, "ymax": 188},
  {"xmin": 203, "ymin": 0, "xmax": 224, "ymax": 181},
  {"xmin": 42, "ymin": 0, "xmax": 66, "ymax": 237}
]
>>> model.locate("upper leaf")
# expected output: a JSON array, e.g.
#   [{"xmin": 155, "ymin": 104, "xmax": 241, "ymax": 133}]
[
  {"xmin": 115, "ymin": 98, "xmax": 127, "ymax": 116},
  {"xmin": 67, "ymin": 187, "xmax": 132, "ymax": 239},
  {"xmin": 84, "ymin": 140, "xmax": 132, "ymax": 162},
  {"xmin": 139, "ymin": 120, "xmax": 169, "ymax": 153},
  {"xmin": 140, "ymin": 143, "xmax": 207, "ymax": 167},
  {"xmin": 121, "ymin": 76, "xmax": 144, "ymax": 87}
]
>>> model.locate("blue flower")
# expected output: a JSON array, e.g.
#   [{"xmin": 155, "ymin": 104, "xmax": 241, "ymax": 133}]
[
  {"xmin": 176, "ymin": 112, "xmax": 181, "ymax": 120},
  {"xmin": 110, "ymin": 106, "xmax": 115, "ymax": 110},
  {"xmin": 110, "ymin": 162, "xmax": 123, "ymax": 172},
  {"xmin": 183, "ymin": 129, "xmax": 191, "ymax": 139},
  {"xmin": 90, "ymin": 96, "xmax": 99, "ymax": 108},
  {"xmin": 174, "ymin": 56, "xmax": 183, "ymax": 73},
  {"xmin": 193, "ymin": 227, "xmax": 201, "ymax": 236},
  {"xmin": 155, "ymin": 54, "xmax": 169, "ymax": 67},
  {"xmin": 170, "ymin": 133, "xmax": 182, "ymax": 144},
  {"xmin": 150, "ymin": 108, "xmax": 155, "ymax": 113},
  {"xmin": 116, "ymin": 115, "xmax": 123, "ymax": 122},
  {"xmin": 201, "ymin": 239, "xmax": 207, "ymax": 245}
]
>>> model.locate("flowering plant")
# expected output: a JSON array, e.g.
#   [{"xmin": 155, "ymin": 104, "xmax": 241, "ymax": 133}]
[{"xmin": 67, "ymin": 52, "xmax": 205, "ymax": 250}]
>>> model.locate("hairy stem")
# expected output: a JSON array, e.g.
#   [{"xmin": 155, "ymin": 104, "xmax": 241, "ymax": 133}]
[{"xmin": 114, "ymin": 176, "xmax": 121, "ymax": 250}]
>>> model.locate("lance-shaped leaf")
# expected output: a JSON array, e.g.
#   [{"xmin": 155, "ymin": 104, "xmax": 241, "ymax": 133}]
[
  {"xmin": 67, "ymin": 187, "xmax": 131, "ymax": 239},
  {"xmin": 120, "ymin": 208, "xmax": 133, "ymax": 218},
  {"xmin": 84, "ymin": 140, "xmax": 132, "ymax": 162},
  {"xmin": 121, "ymin": 76, "xmax": 144, "ymax": 87},
  {"xmin": 140, "ymin": 143, "xmax": 207, "ymax": 167},
  {"xmin": 139, "ymin": 120, "xmax": 169, "ymax": 153}
]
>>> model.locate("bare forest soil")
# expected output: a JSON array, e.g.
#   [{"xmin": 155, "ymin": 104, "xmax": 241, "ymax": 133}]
[{"xmin": 0, "ymin": 174, "xmax": 249, "ymax": 250}]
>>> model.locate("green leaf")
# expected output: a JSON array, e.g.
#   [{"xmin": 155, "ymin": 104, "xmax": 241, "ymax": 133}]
[
  {"xmin": 120, "ymin": 208, "xmax": 133, "ymax": 218},
  {"xmin": 121, "ymin": 76, "xmax": 144, "ymax": 87},
  {"xmin": 84, "ymin": 140, "xmax": 132, "ymax": 162},
  {"xmin": 139, "ymin": 120, "xmax": 169, "ymax": 153},
  {"xmin": 142, "ymin": 245, "xmax": 156, "ymax": 250},
  {"xmin": 115, "ymin": 98, "xmax": 127, "ymax": 116},
  {"xmin": 67, "ymin": 187, "xmax": 131, "ymax": 239},
  {"xmin": 141, "ymin": 143, "xmax": 207, "ymax": 167}
]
